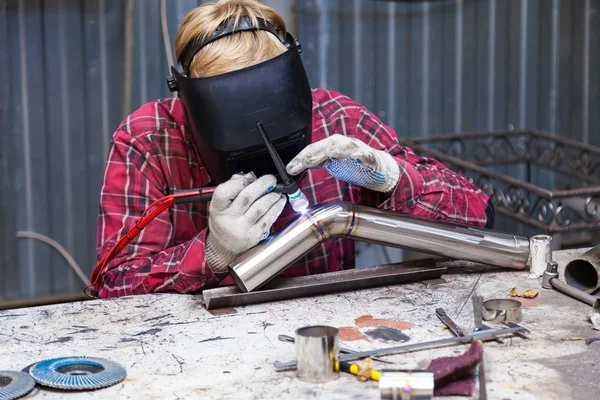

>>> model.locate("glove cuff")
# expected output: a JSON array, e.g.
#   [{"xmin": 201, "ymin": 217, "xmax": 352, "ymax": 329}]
[
  {"xmin": 205, "ymin": 233, "xmax": 237, "ymax": 274},
  {"xmin": 377, "ymin": 151, "xmax": 401, "ymax": 193}
]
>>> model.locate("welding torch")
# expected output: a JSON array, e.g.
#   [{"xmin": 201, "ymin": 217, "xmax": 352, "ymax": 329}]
[{"xmin": 173, "ymin": 122, "xmax": 310, "ymax": 214}]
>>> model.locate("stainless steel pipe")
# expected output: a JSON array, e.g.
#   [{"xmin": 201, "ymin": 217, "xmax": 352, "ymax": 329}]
[
  {"xmin": 564, "ymin": 245, "xmax": 600, "ymax": 293},
  {"xmin": 230, "ymin": 202, "xmax": 530, "ymax": 292}
]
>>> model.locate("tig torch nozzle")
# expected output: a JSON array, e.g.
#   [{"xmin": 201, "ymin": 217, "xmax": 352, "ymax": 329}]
[{"xmin": 288, "ymin": 189, "xmax": 309, "ymax": 214}]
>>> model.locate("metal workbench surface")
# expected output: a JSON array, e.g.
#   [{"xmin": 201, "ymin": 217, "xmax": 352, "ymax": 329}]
[{"xmin": 1, "ymin": 248, "xmax": 599, "ymax": 400}]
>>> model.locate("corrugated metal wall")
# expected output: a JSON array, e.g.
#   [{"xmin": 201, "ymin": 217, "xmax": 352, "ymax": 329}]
[{"xmin": 1, "ymin": 0, "xmax": 598, "ymax": 301}]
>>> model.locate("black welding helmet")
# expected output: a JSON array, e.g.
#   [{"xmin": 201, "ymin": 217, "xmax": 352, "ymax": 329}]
[{"xmin": 166, "ymin": 16, "xmax": 313, "ymax": 184}]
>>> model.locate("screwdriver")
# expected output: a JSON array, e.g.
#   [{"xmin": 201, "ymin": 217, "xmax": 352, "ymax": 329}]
[{"xmin": 336, "ymin": 360, "xmax": 381, "ymax": 382}]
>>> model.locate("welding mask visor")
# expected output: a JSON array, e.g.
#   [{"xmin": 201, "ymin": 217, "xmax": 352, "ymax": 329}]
[{"xmin": 166, "ymin": 17, "xmax": 313, "ymax": 185}]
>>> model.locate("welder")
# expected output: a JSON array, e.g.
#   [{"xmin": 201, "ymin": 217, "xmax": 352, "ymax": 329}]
[{"xmin": 94, "ymin": 0, "xmax": 495, "ymax": 299}]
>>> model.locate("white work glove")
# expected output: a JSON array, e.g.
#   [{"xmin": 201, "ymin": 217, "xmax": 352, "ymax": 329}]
[
  {"xmin": 286, "ymin": 134, "xmax": 400, "ymax": 193},
  {"xmin": 205, "ymin": 173, "xmax": 286, "ymax": 273}
]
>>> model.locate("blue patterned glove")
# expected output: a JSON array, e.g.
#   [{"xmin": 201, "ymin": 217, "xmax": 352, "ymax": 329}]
[{"xmin": 286, "ymin": 134, "xmax": 400, "ymax": 193}]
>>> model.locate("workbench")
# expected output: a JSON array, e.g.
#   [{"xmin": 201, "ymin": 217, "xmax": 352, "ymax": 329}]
[{"xmin": 1, "ymin": 248, "xmax": 599, "ymax": 400}]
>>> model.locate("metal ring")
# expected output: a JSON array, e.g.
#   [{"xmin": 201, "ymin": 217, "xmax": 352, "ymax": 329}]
[
  {"xmin": 0, "ymin": 370, "xmax": 36, "ymax": 400},
  {"xmin": 29, "ymin": 356, "xmax": 126, "ymax": 390},
  {"xmin": 481, "ymin": 299, "xmax": 523, "ymax": 323}
]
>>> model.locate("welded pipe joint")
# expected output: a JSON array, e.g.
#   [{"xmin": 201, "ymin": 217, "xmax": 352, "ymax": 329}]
[
  {"xmin": 379, "ymin": 370, "xmax": 434, "ymax": 400},
  {"xmin": 529, "ymin": 235, "xmax": 553, "ymax": 278}
]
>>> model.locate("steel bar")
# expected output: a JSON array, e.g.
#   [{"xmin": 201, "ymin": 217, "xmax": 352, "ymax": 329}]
[
  {"xmin": 231, "ymin": 202, "xmax": 529, "ymax": 292},
  {"xmin": 274, "ymin": 325, "xmax": 529, "ymax": 370},
  {"xmin": 204, "ymin": 259, "xmax": 443, "ymax": 310},
  {"xmin": 0, "ymin": 292, "xmax": 89, "ymax": 310},
  {"xmin": 479, "ymin": 357, "xmax": 487, "ymax": 400},
  {"xmin": 472, "ymin": 295, "xmax": 503, "ymax": 344}
]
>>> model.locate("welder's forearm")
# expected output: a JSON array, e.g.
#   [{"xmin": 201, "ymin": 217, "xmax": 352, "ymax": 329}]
[
  {"xmin": 96, "ymin": 230, "xmax": 221, "ymax": 298},
  {"xmin": 364, "ymin": 158, "xmax": 424, "ymax": 211},
  {"xmin": 376, "ymin": 158, "xmax": 489, "ymax": 228}
]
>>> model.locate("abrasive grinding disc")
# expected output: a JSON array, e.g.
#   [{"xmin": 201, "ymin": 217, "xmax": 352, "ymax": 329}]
[
  {"xmin": 29, "ymin": 356, "xmax": 126, "ymax": 390},
  {"xmin": 0, "ymin": 370, "xmax": 35, "ymax": 400}
]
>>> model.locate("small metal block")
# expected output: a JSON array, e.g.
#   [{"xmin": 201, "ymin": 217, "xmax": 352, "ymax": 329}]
[{"xmin": 0, "ymin": 371, "xmax": 35, "ymax": 400}]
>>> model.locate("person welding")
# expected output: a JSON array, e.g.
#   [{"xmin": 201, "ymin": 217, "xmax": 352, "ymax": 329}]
[{"xmin": 93, "ymin": 0, "xmax": 495, "ymax": 299}]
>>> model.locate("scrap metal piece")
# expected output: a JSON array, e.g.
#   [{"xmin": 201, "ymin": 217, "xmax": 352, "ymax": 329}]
[
  {"xmin": 472, "ymin": 295, "xmax": 503, "ymax": 344},
  {"xmin": 509, "ymin": 288, "xmax": 539, "ymax": 299},
  {"xmin": 482, "ymin": 299, "xmax": 523, "ymax": 323},
  {"xmin": 204, "ymin": 259, "xmax": 444, "ymax": 310},
  {"xmin": 472, "ymin": 295, "xmax": 485, "ymax": 330},
  {"xmin": 29, "ymin": 356, "xmax": 126, "ymax": 390},
  {"xmin": 274, "ymin": 325, "xmax": 529, "ymax": 370},
  {"xmin": 379, "ymin": 370, "xmax": 434, "ymax": 400},
  {"xmin": 585, "ymin": 337, "xmax": 600, "ymax": 345},
  {"xmin": 0, "ymin": 371, "xmax": 35, "ymax": 400},
  {"xmin": 435, "ymin": 308, "xmax": 465, "ymax": 337},
  {"xmin": 501, "ymin": 321, "xmax": 530, "ymax": 340}
]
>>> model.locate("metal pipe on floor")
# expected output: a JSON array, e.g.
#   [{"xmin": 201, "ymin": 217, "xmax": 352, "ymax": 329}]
[
  {"xmin": 550, "ymin": 278, "xmax": 600, "ymax": 308},
  {"xmin": 564, "ymin": 245, "xmax": 600, "ymax": 293},
  {"xmin": 230, "ymin": 202, "xmax": 530, "ymax": 292}
]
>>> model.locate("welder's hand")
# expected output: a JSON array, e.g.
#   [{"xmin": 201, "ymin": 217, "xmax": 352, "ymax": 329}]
[
  {"xmin": 205, "ymin": 173, "xmax": 287, "ymax": 273},
  {"xmin": 286, "ymin": 134, "xmax": 400, "ymax": 193}
]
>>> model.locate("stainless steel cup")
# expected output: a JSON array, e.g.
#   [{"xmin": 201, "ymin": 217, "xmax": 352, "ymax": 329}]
[{"xmin": 295, "ymin": 325, "xmax": 339, "ymax": 383}]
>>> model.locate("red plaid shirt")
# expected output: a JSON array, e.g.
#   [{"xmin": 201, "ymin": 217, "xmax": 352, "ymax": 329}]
[{"xmin": 96, "ymin": 89, "xmax": 489, "ymax": 298}]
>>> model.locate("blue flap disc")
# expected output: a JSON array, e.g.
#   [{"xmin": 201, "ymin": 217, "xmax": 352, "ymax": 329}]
[
  {"xmin": 29, "ymin": 356, "xmax": 126, "ymax": 390},
  {"xmin": 0, "ymin": 370, "xmax": 35, "ymax": 400}
]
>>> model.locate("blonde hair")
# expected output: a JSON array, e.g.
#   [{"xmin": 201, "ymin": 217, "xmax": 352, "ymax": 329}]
[{"xmin": 175, "ymin": 0, "xmax": 288, "ymax": 78}]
